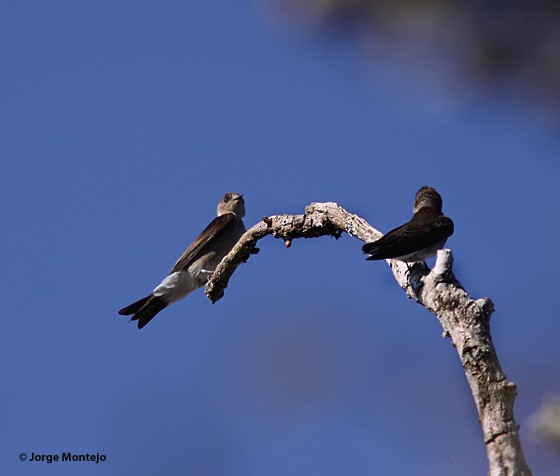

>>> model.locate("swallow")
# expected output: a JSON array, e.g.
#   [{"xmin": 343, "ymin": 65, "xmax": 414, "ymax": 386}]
[
  {"xmin": 362, "ymin": 186, "xmax": 454, "ymax": 262},
  {"xmin": 119, "ymin": 192, "xmax": 246, "ymax": 328}
]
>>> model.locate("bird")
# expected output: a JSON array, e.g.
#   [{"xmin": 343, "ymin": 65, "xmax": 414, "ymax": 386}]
[
  {"xmin": 362, "ymin": 186, "xmax": 454, "ymax": 262},
  {"xmin": 119, "ymin": 192, "xmax": 246, "ymax": 329}
]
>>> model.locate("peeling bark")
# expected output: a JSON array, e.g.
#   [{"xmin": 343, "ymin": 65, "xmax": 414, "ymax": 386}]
[{"xmin": 206, "ymin": 202, "xmax": 532, "ymax": 476}]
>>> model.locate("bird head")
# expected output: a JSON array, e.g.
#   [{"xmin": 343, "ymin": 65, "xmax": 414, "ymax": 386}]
[{"xmin": 218, "ymin": 192, "xmax": 245, "ymax": 218}]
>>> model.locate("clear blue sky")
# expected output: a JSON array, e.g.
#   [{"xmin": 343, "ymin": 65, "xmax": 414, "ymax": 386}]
[{"xmin": 2, "ymin": 1, "xmax": 559, "ymax": 475}]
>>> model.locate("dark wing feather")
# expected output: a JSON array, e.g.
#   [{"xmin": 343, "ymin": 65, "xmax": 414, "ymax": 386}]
[
  {"xmin": 169, "ymin": 213, "xmax": 236, "ymax": 274},
  {"xmin": 363, "ymin": 211, "xmax": 453, "ymax": 260}
]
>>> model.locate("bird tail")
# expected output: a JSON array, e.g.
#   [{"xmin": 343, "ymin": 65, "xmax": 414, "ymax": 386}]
[
  {"xmin": 118, "ymin": 295, "xmax": 168, "ymax": 329},
  {"xmin": 119, "ymin": 295, "xmax": 152, "ymax": 315},
  {"xmin": 362, "ymin": 241, "xmax": 386, "ymax": 260}
]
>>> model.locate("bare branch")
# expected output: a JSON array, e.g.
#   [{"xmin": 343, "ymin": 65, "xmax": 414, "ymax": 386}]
[
  {"xmin": 205, "ymin": 202, "xmax": 378, "ymax": 303},
  {"xmin": 205, "ymin": 201, "xmax": 532, "ymax": 475}
]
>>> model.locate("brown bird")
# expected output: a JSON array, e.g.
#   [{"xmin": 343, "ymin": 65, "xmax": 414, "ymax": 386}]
[
  {"xmin": 362, "ymin": 186, "xmax": 454, "ymax": 262},
  {"xmin": 119, "ymin": 192, "xmax": 246, "ymax": 328}
]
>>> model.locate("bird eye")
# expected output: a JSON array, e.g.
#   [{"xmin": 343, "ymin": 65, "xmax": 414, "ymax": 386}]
[{"xmin": 223, "ymin": 197, "xmax": 229, "ymax": 202}]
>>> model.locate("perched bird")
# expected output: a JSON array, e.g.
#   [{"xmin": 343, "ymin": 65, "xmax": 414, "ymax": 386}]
[
  {"xmin": 119, "ymin": 192, "xmax": 246, "ymax": 329},
  {"xmin": 362, "ymin": 186, "xmax": 454, "ymax": 262}
]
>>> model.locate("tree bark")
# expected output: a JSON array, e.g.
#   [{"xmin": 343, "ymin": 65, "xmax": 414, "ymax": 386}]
[{"xmin": 206, "ymin": 202, "xmax": 532, "ymax": 476}]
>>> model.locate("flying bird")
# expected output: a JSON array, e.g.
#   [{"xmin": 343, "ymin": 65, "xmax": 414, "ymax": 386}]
[
  {"xmin": 119, "ymin": 192, "xmax": 246, "ymax": 329},
  {"xmin": 362, "ymin": 186, "xmax": 454, "ymax": 262}
]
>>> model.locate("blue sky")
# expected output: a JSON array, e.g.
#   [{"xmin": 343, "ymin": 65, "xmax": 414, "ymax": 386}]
[{"xmin": 2, "ymin": 1, "xmax": 560, "ymax": 475}]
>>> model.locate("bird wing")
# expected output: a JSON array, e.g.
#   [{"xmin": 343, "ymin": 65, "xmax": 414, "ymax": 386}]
[
  {"xmin": 169, "ymin": 213, "xmax": 237, "ymax": 274},
  {"xmin": 362, "ymin": 213, "xmax": 454, "ymax": 260}
]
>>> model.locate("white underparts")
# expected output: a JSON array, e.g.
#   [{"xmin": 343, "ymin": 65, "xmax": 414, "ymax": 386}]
[{"xmin": 152, "ymin": 271, "xmax": 199, "ymax": 305}]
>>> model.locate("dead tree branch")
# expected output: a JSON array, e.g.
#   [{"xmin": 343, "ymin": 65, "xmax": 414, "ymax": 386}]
[{"xmin": 205, "ymin": 202, "xmax": 532, "ymax": 476}]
